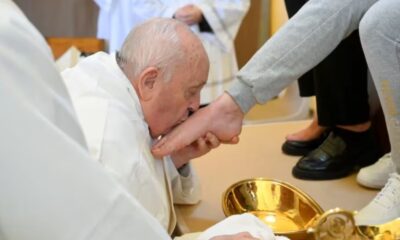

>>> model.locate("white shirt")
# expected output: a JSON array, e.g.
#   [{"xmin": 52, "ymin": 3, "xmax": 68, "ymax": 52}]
[
  {"xmin": 0, "ymin": 1, "xmax": 170, "ymax": 239},
  {"xmin": 94, "ymin": 0, "xmax": 250, "ymax": 103},
  {"xmin": 62, "ymin": 52, "xmax": 201, "ymax": 234}
]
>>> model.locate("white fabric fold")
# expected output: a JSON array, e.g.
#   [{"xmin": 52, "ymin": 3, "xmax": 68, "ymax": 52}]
[{"xmin": 197, "ymin": 213, "xmax": 289, "ymax": 240}]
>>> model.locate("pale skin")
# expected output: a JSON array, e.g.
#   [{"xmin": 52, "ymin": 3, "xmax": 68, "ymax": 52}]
[
  {"xmin": 152, "ymin": 92, "xmax": 243, "ymax": 158},
  {"xmin": 150, "ymin": 90, "xmax": 373, "ymax": 159},
  {"xmin": 174, "ymin": 4, "xmax": 203, "ymax": 26},
  {"xmin": 286, "ymin": 110, "xmax": 371, "ymax": 142},
  {"xmin": 171, "ymin": 132, "xmax": 220, "ymax": 168},
  {"xmin": 131, "ymin": 66, "xmax": 220, "ymax": 168}
]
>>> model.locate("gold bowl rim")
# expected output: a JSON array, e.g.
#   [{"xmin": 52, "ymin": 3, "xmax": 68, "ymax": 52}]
[{"xmin": 221, "ymin": 177, "xmax": 325, "ymax": 235}]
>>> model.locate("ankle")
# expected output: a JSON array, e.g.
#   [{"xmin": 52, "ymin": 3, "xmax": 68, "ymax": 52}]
[
  {"xmin": 286, "ymin": 125, "xmax": 327, "ymax": 141},
  {"xmin": 336, "ymin": 122, "xmax": 371, "ymax": 132},
  {"xmin": 210, "ymin": 93, "xmax": 244, "ymax": 141}
]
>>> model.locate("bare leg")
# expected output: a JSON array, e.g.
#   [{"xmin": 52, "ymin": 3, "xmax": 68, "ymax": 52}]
[
  {"xmin": 286, "ymin": 112, "xmax": 327, "ymax": 141},
  {"xmin": 337, "ymin": 121, "xmax": 371, "ymax": 132}
]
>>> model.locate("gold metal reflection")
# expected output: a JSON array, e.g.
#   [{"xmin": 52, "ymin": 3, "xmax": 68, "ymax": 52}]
[{"xmin": 222, "ymin": 178, "xmax": 400, "ymax": 240}]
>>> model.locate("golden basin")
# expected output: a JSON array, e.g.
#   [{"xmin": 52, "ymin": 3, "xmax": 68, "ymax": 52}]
[
  {"xmin": 222, "ymin": 178, "xmax": 400, "ymax": 240},
  {"xmin": 222, "ymin": 178, "xmax": 324, "ymax": 239}
]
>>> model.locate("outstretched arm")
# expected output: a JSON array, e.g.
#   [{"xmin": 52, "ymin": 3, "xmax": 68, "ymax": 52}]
[{"xmin": 152, "ymin": 93, "xmax": 243, "ymax": 158}]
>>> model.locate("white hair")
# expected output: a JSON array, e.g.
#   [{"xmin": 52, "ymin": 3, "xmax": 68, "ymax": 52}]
[{"xmin": 117, "ymin": 18, "xmax": 188, "ymax": 82}]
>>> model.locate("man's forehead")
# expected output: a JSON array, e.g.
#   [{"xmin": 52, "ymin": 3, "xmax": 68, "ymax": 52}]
[{"xmin": 189, "ymin": 80, "xmax": 206, "ymax": 88}]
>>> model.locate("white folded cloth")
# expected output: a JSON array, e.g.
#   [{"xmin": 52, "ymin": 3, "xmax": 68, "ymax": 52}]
[{"xmin": 175, "ymin": 213, "xmax": 289, "ymax": 240}]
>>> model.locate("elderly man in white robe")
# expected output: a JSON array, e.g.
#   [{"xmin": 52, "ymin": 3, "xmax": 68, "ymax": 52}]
[
  {"xmin": 62, "ymin": 18, "xmax": 221, "ymax": 234},
  {"xmin": 94, "ymin": 0, "xmax": 250, "ymax": 104}
]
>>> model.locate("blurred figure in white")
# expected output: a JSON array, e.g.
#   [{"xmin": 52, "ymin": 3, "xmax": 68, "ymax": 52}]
[{"xmin": 94, "ymin": 0, "xmax": 250, "ymax": 104}]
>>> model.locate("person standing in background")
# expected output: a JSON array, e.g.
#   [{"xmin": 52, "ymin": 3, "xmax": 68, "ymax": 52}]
[
  {"xmin": 282, "ymin": 0, "xmax": 380, "ymax": 180},
  {"xmin": 94, "ymin": 0, "xmax": 250, "ymax": 104}
]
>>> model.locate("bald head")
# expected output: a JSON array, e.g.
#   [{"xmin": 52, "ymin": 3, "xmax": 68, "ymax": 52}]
[
  {"xmin": 117, "ymin": 18, "xmax": 209, "ymax": 138},
  {"xmin": 118, "ymin": 17, "xmax": 209, "ymax": 82}
]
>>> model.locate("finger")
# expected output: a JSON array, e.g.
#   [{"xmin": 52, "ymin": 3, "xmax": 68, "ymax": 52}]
[
  {"xmin": 196, "ymin": 136, "xmax": 207, "ymax": 150},
  {"xmin": 174, "ymin": 10, "xmax": 190, "ymax": 21},
  {"xmin": 151, "ymin": 107, "xmax": 211, "ymax": 157},
  {"xmin": 221, "ymin": 136, "xmax": 240, "ymax": 145},
  {"xmin": 205, "ymin": 132, "xmax": 220, "ymax": 148},
  {"xmin": 178, "ymin": 14, "xmax": 196, "ymax": 25},
  {"xmin": 230, "ymin": 136, "xmax": 240, "ymax": 144}
]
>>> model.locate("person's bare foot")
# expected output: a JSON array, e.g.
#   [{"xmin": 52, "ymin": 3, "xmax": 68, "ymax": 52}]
[
  {"xmin": 286, "ymin": 113, "xmax": 327, "ymax": 141},
  {"xmin": 152, "ymin": 93, "xmax": 243, "ymax": 158}
]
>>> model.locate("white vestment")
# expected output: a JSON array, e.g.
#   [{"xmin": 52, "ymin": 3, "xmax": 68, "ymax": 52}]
[
  {"xmin": 0, "ymin": 1, "xmax": 171, "ymax": 239},
  {"xmin": 62, "ymin": 52, "xmax": 201, "ymax": 234},
  {"xmin": 94, "ymin": 0, "xmax": 250, "ymax": 103}
]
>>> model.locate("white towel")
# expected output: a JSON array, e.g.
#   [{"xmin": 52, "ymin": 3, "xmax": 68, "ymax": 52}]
[{"xmin": 175, "ymin": 213, "xmax": 289, "ymax": 240}]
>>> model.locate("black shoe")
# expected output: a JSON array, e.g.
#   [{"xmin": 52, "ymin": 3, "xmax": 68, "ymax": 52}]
[
  {"xmin": 282, "ymin": 130, "xmax": 329, "ymax": 156},
  {"xmin": 292, "ymin": 127, "xmax": 380, "ymax": 180}
]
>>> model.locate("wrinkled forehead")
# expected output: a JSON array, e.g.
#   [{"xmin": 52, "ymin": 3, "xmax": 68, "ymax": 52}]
[
  {"xmin": 172, "ymin": 30, "xmax": 209, "ymax": 87},
  {"xmin": 183, "ymin": 55, "xmax": 208, "ymax": 88},
  {"xmin": 168, "ymin": 62, "xmax": 206, "ymax": 91}
]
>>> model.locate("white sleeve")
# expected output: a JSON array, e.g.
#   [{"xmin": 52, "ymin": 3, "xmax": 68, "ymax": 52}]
[
  {"xmin": 165, "ymin": 156, "xmax": 202, "ymax": 205},
  {"xmin": 0, "ymin": 93, "xmax": 170, "ymax": 240},
  {"xmin": 195, "ymin": 0, "xmax": 250, "ymax": 51}
]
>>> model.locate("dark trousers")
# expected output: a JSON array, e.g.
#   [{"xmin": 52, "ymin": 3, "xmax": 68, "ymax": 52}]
[{"xmin": 285, "ymin": 0, "xmax": 370, "ymax": 127}]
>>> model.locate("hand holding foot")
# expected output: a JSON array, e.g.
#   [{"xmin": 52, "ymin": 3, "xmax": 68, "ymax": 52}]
[{"xmin": 152, "ymin": 93, "xmax": 244, "ymax": 158}]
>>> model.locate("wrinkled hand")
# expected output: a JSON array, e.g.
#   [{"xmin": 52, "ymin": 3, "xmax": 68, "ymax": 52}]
[
  {"xmin": 210, "ymin": 232, "xmax": 260, "ymax": 240},
  {"xmin": 152, "ymin": 93, "xmax": 244, "ymax": 158},
  {"xmin": 174, "ymin": 4, "xmax": 203, "ymax": 25},
  {"xmin": 170, "ymin": 132, "xmax": 220, "ymax": 168}
]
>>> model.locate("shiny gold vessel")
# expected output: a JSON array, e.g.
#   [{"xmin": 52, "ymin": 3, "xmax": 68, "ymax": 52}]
[
  {"xmin": 222, "ymin": 178, "xmax": 324, "ymax": 239},
  {"xmin": 222, "ymin": 178, "xmax": 400, "ymax": 240}
]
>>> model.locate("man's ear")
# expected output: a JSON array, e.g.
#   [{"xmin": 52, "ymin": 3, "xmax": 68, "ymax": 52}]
[{"xmin": 137, "ymin": 67, "xmax": 159, "ymax": 101}]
